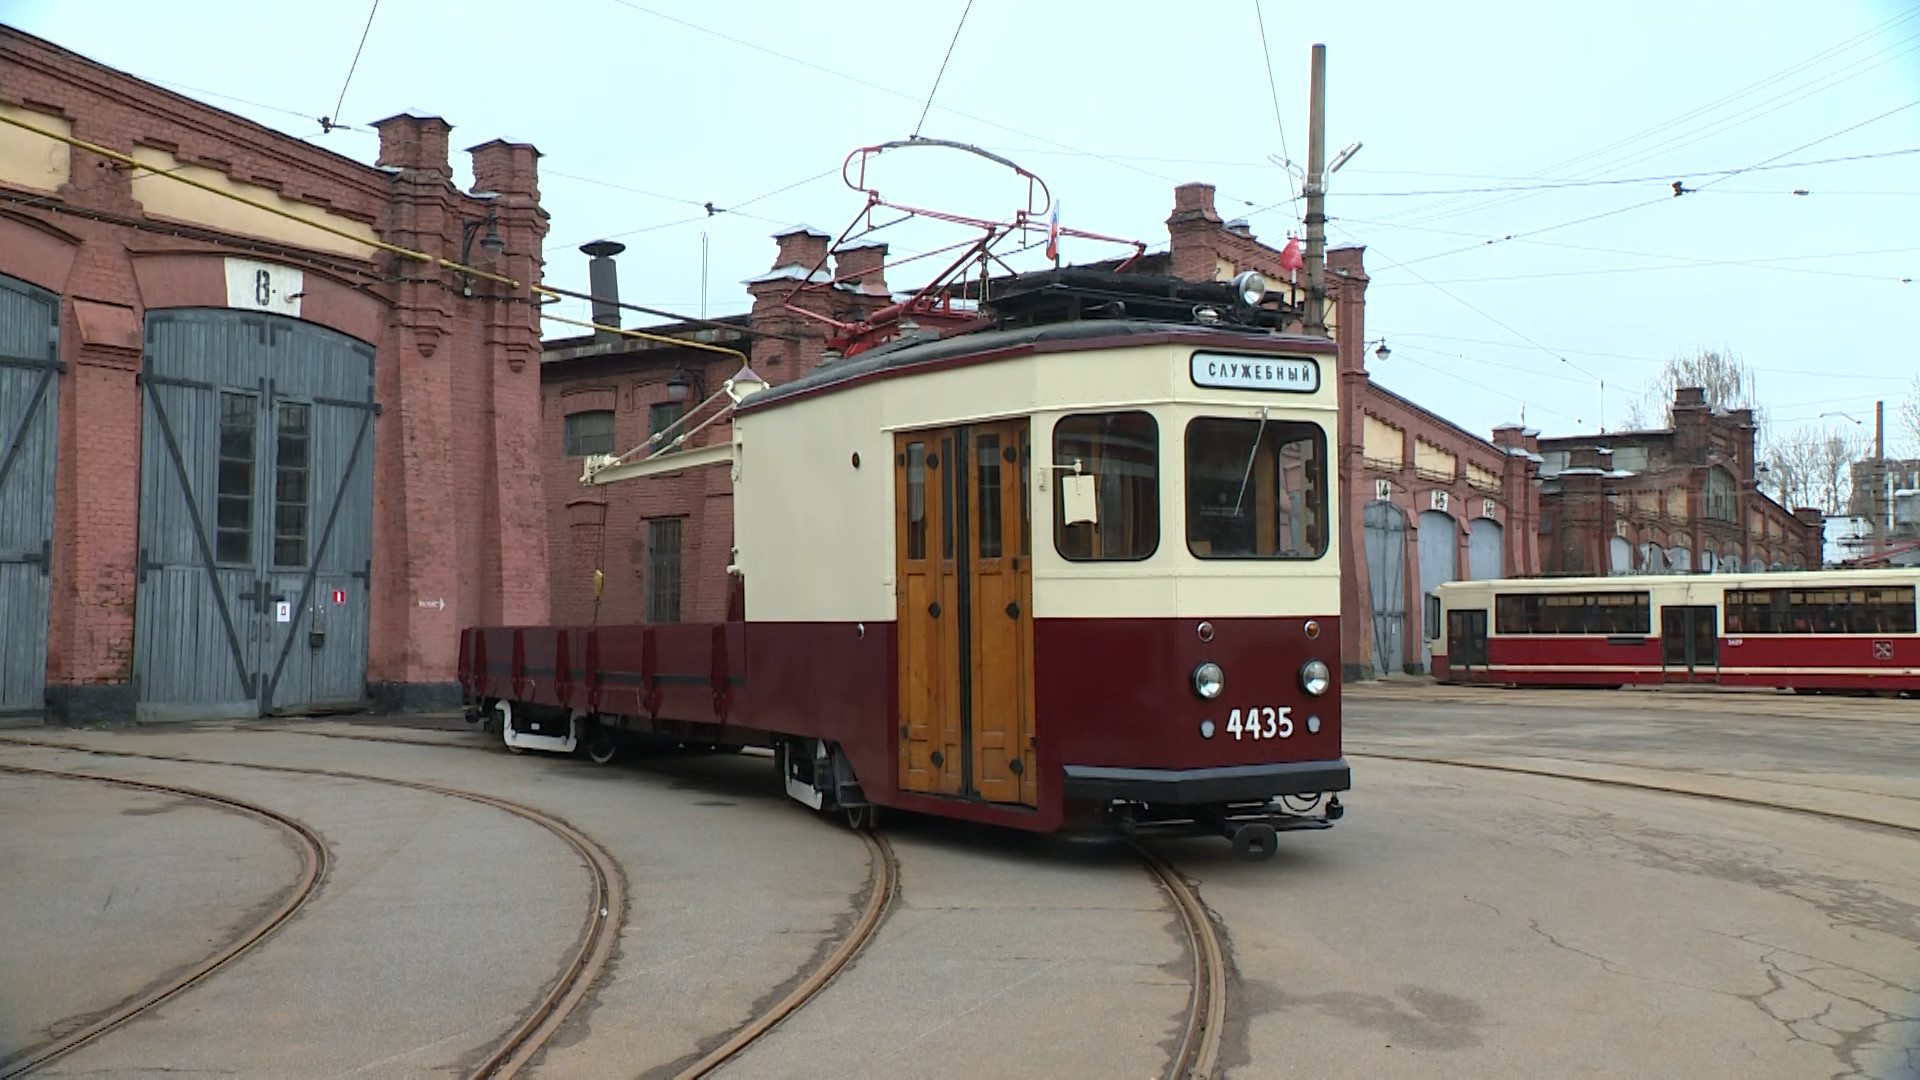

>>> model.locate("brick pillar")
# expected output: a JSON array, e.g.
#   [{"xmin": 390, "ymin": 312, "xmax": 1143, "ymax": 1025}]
[
  {"xmin": 372, "ymin": 114, "xmax": 461, "ymax": 704},
  {"xmin": 46, "ymin": 245, "xmax": 145, "ymax": 721},
  {"xmin": 470, "ymin": 138, "xmax": 551, "ymax": 629}
]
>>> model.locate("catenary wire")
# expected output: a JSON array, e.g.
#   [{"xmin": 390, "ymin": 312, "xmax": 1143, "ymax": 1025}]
[
  {"xmin": 1251, "ymin": 0, "xmax": 1299, "ymax": 216},
  {"xmin": 913, "ymin": 0, "xmax": 975, "ymax": 139},
  {"xmin": 326, "ymin": 0, "xmax": 382, "ymax": 131}
]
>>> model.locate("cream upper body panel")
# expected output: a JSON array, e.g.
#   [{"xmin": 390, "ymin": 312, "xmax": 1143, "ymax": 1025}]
[{"xmin": 733, "ymin": 333, "xmax": 1340, "ymax": 623}]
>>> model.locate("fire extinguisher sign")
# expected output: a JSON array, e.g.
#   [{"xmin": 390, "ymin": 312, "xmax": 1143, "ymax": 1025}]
[{"xmin": 332, "ymin": 589, "xmax": 346, "ymax": 605}]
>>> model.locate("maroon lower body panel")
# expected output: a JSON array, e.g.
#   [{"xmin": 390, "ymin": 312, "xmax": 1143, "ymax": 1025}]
[{"xmin": 458, "ymin": 613, "xmax": 1350, "ymax": 834}]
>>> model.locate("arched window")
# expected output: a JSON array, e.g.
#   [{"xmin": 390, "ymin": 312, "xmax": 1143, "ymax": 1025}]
[{"xmin": 1705, "ymin": 467, "xmax": 1738, "ymax": 522}]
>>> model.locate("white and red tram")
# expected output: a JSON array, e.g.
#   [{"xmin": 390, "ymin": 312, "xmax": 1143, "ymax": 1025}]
[
  {"xmin": 1430, "ymin": 569, "xmax": 1920, "ymax": 694},
  {"xmin": 460, "ymin": 270, "xmax": 1350, "ymax": 853}
]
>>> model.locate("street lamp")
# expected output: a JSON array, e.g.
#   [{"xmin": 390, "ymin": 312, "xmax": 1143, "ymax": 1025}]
[
  {"xmin": 1820, "ymin": 411, "xmax": 1864, "ymax": 426},
  {"xmin": 1361, "ymin": 337, "xmax": 1390, "ymax": 363}
]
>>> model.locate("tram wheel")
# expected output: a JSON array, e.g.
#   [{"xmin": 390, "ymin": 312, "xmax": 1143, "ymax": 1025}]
[
  {"xmin": 845, "ymin": 805, "xmax": 879, "ymax": 831},
  {"xmin": 585, "ymin": 734, "xmax": 618, "ymax": 765}
]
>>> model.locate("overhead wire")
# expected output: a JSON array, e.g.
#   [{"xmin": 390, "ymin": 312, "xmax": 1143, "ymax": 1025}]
[
  {"xmin": 912, "ymin": 0, "xmax": 975, "ymax": 139},
  {"xmin": 597, "ymin": 0, "xmax": 1271, "ymax": 209},
  {"xmin": 1370, "ymin": 8, "xmax": 1920, "ymax": 229},
  {"xmin": 1251, "ymin": 0, "xmax": 1299, "ymax": 216},
  {"xmin": 324, "ymin": 0, "xmax": 382, "ymax": 132}
]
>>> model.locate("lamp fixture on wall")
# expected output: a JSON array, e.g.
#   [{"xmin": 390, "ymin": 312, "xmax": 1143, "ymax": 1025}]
[
  {"xmin": 456, "ymin": 210, "xmax": 504, "ymax": 297},
  {"xmin": 665, "ymin": 363, "xmax": 704, "ymax": 403},
  {"xmin": 1361, "ymin": 337, "xmax": 1390, "ymax": 363}
]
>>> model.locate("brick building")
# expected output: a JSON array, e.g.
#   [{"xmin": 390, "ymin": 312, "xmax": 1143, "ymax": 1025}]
[
  {"xmin": 0, "ymin": 27, "xmax": 548, "ymax": 722},
  {"xmin": 1535, "ymin": 387, "xmax": 1823, "ymax": 576},
  {"xmin": 540, "ymin": 182, "xmax": 1545, "ymax": 681}
]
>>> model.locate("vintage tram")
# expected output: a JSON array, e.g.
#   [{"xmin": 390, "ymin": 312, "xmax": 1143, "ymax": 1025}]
[
  {"xmin": 459, "ymin": 268, "xmax": 1350, "ymax": 853},
  {"xmin": 1429, "ymin": 568, "xmax": 1920, "ymax": 694}
]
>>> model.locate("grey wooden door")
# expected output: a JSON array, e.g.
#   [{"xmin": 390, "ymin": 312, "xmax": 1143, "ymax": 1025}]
[
  {"xmin": 0, "ymin": 274, "xmax": 60, "ymax": 721},
  {"xmin": 1362, "ymin": 501, "xmax": 1406, "ymax": 677},
  {"xmin": 1468, "ymin": 517, "xmax": 1504, "ymax": 580},
  {"xmin": 1417, "ymin": 510, "xmax": 1458, "ymax": 671},
  {"xmin": 135, "ymin": 310, "xmax": 375, "ymax": 720}
]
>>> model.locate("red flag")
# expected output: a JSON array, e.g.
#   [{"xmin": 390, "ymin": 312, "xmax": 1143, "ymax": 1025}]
[{"xmin": 1279, "ymin": 235, "xmax": 1305, "ymax": 272}]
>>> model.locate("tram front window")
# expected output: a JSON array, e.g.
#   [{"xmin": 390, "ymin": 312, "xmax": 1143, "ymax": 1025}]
[
  {"xmin": 1053, "ymin": 411, "xmax": 1159, "ymax": 560},
  {"xmin": 1185, "ymin": 416, "xmax": 1327, "ymax": 559}
]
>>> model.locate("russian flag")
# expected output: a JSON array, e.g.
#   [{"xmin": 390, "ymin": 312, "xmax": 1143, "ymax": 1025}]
[{"xmin": 1045, "ymin": 202, "xmax": 1060, "ymax": 264}]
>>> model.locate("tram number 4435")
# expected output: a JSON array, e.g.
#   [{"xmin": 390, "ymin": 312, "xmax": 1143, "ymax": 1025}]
[{"xmin": 1227, "ymin": 706, "xmax": 1293, "ymax": 740}]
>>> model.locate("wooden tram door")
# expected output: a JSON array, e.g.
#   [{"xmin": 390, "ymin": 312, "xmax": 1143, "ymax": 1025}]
[
  {"xmin": 894, "ymin": 422, "xmax": 1036, "ymax": 806},
  {"xmin": 1661, "ymin": 605, "xmax": 1719, "ymax": 681}
]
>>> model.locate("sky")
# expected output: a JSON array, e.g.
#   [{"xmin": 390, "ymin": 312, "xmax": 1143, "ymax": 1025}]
[{"xmin": 5, "ymin": 0, "xmax": 1918, "ymax": 452}]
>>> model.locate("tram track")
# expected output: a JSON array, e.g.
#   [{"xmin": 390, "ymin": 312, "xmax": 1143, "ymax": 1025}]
[
  {"xmin": 1351, "ymin": 751, "xmax": 1920, "ymax": 837},
  {"xmin": 0, "ymin": 763, "xmax": 328, "ymax": 1080},
  {"xmin": 0, "ymin": 738, "xmax": 622, "ymax": 1079},
  {"xmin": 1133, "ymin": 841, "xmax": 1226, "ymax": 1080},
  {"xmin": 672, "ymin": 827, "xmax": 897, "ymax": 1079}
]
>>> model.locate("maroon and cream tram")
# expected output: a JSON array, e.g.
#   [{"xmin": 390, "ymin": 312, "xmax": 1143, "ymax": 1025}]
[
  {"xmin": 1430, "ymin": 569, "xmax": 1920, "ymax": 694},
  {"xmin": 459, "ymin": 268, "xmax": 1349, "ymax": 853}
]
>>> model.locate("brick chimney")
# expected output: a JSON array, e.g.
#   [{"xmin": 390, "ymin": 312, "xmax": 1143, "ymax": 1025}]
[
  {"xmin": 375, "ymin": 114, "xmax": 452, "ymax": 181},
  {"xmin": 772, "ymin": 224, "xmax": 830, "ymax": 271},
  {"xmin": 834, "ymin": 241, "xmax": 889, "ymax": 296}
]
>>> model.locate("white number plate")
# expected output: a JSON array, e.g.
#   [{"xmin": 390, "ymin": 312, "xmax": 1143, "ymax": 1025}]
[{"xmin": 1224, "ymin": 706, "xmax": 1293, "ymax": 740}]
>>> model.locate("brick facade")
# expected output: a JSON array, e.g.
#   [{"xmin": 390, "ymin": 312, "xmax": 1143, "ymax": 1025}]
[
  {"xmin": 540, "ymin": 321, "xmax": 753, "ymax": 626},
  {"xmin": 1, "ymin": 27, "xmax": 547, "ymax": 718},
  {"xmin": 1537, "ymin": 388, "xmax": 1823, "ymax": 575}
]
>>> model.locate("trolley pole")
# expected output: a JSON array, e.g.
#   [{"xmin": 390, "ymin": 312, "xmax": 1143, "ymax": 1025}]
[{"xmin": 1303, "ymin": 43, "xmax": 1328, "ymax": 337}]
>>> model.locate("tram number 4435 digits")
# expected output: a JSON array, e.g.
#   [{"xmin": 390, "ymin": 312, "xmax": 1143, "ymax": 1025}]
[{"xmin": 1226, "ymin": 706, "xmax": 1293, "ymax": 740}]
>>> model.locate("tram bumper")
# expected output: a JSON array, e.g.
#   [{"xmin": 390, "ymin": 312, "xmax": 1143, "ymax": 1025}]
[{"xmin": 1062, "ymin": 758, "xmax": 1351, "ymax": 804}]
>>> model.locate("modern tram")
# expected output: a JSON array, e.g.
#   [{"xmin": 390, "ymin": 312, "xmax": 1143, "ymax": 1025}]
[
  {"xmin": 460, "ymin": 267, "xmax": 1350, "ymax": 855},
  {"xmin": 1429, "ymin": 568, "xmax": 1920, "ymax": 695}
]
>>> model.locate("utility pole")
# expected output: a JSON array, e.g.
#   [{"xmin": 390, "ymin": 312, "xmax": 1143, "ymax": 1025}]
[{"xmin": 1303, "ymin": 43, "xmax": 1328, "ymax": 337}]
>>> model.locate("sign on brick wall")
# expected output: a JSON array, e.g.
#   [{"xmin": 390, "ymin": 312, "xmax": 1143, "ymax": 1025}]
[{"xmin": 223, "ymin": 257, "xmax": 303, "ymax": 318}]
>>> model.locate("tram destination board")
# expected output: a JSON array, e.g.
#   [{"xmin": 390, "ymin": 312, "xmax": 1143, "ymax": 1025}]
[{"xmin": 1190, "ymin": 351, "xmax": 1321, "ymax": 393}]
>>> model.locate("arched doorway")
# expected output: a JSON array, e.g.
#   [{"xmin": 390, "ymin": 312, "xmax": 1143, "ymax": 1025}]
[
  {"xmin": 134, "ymin": 309, "xmax": 376, "ymax": 720},
  {"xmin": 1362, "ymin": 501, "xmax": 1407, "ymax": 678},
  {"xmin": 1417, "ymin": 510, "xmax": 1458, "ymax": 671},
  {"xmin": 1468, "ymin": 517, "xmax": 1505, "ymax": 580}
]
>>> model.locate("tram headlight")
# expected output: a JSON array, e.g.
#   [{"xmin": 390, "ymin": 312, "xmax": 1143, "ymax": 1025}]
[
  {"xmin": 1299, "ymin": 659, "xmax": 1331, "ymax": 697},
  {"xmin": 1231, "ymin": 269, "xmax": 1268, "ymax": 308},
  {"xmin": 1191, "ymin": 662, "xmax": 1225, "ymax": 700}
]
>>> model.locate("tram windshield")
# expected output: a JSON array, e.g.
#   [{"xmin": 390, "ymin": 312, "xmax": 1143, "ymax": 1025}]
[{"xmin": 1185, "ymin": 416, "xmax": 1327, "ymax": 559}]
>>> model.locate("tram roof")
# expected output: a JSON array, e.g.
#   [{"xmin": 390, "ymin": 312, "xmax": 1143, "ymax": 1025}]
[
  {"xmin": 1436, "ymin": 567, "xmax": 1919, "ymax": 592},
  {"xmin": 737, "ymin": 319, "xmax": 1336, "ymax": 414}
]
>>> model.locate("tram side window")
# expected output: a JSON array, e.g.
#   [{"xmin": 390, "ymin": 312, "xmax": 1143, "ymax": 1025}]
[
  {"xmin": 1725, "ymin": 587, "xmax": 1916, "ymax": 634},
  {"xmin": 1494, "ymin": 592, "xmax": 1651, "ymax": 634},
  {"xmin": 1053, "ymin": 412, "xmax": 1159, "ymax": 561},
  {"xmin": 1184, "ymin": 417, "xmax": 1327, "ymax": 559}
]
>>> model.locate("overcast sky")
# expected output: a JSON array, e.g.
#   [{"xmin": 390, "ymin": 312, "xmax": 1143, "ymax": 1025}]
[{"xmin": 7, "ymin": 0, "xmax": 1918, "ymax": 450}]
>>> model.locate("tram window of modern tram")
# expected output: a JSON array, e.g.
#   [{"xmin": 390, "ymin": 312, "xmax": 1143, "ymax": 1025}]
[
  {"xmin": 1052, "ymin": 411, "xmax": 1159, "ymax": 560},
  {"xmin": 1494, "ymin": 592, "xmax": 1651, "ymax": 634},
  {"xmin": 1724, "ymin": 586, "xmax": 1917, "ymax": 634},
  {"xmin": 1184, "ymin": 417, "xmax": 1327, "ymax": 558}
]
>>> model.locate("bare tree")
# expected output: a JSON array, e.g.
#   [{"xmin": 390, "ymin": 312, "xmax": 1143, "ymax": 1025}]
[
  {"xmin": 1621, "ymin": 348, "xmax": 1767, "ymax": 433},
  {"xmin": 1765, "ymin": 424, "xmax": 1870, "ymax": 514},
  {"xmin": 1900, "ymin": 374, "xmax": 1920, "ymax": 456}
]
